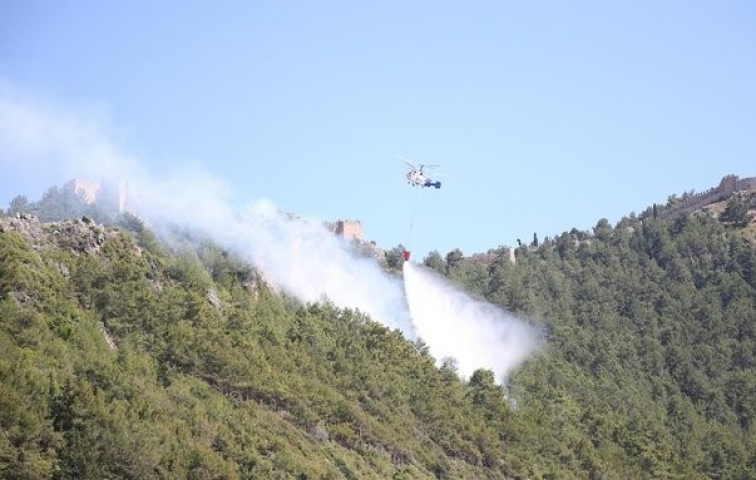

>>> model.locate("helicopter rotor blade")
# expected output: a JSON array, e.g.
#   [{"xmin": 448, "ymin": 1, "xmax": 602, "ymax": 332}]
[{"xmin": 395, "ymin": 154, "xmax": 417, "ymax": 169}]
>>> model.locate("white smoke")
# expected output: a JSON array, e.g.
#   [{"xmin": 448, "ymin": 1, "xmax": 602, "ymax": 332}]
[
  {"xmin": 0, "ymin": 81, "xmax": 143, "ymax": 183},
  {"xmin": 0, "ymin": 79, "xmax": 541, "ymax": 382},
  {"xmin": 133, "ymin": 178, "xmax": 413, "ymax": 332},
  {"xmin": 0, "ymin": 80, "xmax": 412, "ymax": 333},
  {"xmin": 403, "ymin": 262, "xmax": 540, "ymax": 382}
]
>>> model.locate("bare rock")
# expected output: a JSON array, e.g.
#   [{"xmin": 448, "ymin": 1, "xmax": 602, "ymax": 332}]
[{"xmin": 207, "ymin": 289, "xmax": 222, "ymax": 311}]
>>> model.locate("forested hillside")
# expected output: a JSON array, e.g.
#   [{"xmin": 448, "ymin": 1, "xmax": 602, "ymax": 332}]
[{"xmin": 2, "ymin": 188, "xmax": 756, "ymax": 479}]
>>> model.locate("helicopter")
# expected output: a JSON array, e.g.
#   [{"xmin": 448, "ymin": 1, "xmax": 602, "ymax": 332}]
[{"xmin": 399, "ymin": 155, "xmax": 443, "ymax": 189}]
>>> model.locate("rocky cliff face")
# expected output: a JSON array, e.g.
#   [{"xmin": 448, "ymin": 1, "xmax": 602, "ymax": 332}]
[{"xmin": 0, "ymin": 213, "xmax": 122, "ymax": 256}]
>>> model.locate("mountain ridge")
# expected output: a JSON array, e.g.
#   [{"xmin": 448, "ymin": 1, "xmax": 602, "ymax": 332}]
[{"xmin": 2, "ymin": 177, "xmax": 756, "ymax": 478}]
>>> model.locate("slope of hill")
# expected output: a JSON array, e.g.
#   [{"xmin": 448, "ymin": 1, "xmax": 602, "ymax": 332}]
[
  {"xmin": 0, "ymin": 213, "xmax": 535, "ymax": 479},
  {"xmin": 426, "ymin": 193, "xmax": 756, "ymax": 479},
  {"xmin": 3, "ymin": 181, "xmax": 756, "ymax": 479}
]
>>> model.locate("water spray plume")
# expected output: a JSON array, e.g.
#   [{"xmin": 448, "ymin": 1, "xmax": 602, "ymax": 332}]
[{"xmin": 403, "ymin": 262, "xmax": 540, "ymax": 382}]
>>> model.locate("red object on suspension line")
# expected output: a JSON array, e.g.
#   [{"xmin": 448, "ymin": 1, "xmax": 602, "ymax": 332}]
[{"xmin": 403, "ymin": 250, "xmax": 411, "ymax": 261}]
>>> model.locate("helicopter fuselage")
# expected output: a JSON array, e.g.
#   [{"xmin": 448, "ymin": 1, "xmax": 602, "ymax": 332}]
[{"xmin": 406, "ymin": 169, "xmax": 441, "ymax": 189}]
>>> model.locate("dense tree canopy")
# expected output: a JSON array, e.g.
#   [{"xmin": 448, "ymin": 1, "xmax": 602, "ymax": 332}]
[
  {"xmin": 435, "ymin": 209, "xmax": 756, "ymax": 479},
  {"xmin": 2, "ymin": 186, "xmax": 756, "ymax": 478}
]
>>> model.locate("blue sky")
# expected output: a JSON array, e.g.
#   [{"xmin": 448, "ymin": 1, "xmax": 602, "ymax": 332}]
[{"xmin": 1, "ymin": 1, "xmax": 755, "ymax": 258}]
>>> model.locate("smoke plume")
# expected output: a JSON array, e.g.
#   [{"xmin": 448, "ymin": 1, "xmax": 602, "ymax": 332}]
[{"xmin": 0, "ymin": 79, "xmax": 540, "ymax": 382}]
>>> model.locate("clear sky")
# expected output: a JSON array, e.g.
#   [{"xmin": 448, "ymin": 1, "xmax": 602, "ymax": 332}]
[{"xmin": 1, "ymin": 1, "xmax": 755, "ymax": 259}]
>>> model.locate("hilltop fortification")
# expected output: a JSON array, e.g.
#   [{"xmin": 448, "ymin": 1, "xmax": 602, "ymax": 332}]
[
  {"xmin": 659, "ymin": 174, "xmax": 756, "ymax": 220},
  {"xmin": 326, "ymin": 220, "xmax": 364, "ymax": 241},
  {"xmin": 65, "ymin": 178, "xmax": 130, "ymax": 214}
]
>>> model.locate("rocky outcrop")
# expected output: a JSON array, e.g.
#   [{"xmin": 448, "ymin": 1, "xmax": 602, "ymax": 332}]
[{"xmin": 0, "ymin": 213, "xmax": 121, "ymax": 255}]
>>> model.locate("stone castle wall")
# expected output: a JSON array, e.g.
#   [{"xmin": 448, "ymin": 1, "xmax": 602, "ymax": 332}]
[
  {"xmin": 66, "ymin": 178, "xmax": 129, "ymax": 214},
  {"xmin": 328, "ymin": 220, "xmax": 363, "ymax": 241},
  {"xmin": 65, "ymin": 179, "xmax": 101, "ymax": 204},
  {"xmin": 659, "ymin": 174, "xmax": 756, "ymax": 220}
]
